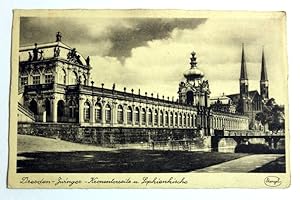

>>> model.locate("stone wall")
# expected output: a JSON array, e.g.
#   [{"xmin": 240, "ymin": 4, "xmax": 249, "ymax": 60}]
[{"xmin": 17, "ymin": 122, "xmax": 206, "ymax": 149}]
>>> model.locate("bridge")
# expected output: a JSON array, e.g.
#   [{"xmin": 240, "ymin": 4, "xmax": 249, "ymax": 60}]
[{"xmin": 211, "ymin": 129, "xmax": 285, "ymax": 152}]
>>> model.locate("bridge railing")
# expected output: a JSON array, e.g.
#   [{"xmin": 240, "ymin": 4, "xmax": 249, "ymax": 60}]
[
  {"xmin": 224, "ymin": 130, "xmax": 285, "ymax": 137},
  {"xmin": 149, "ymin": 139, "xmax": 194, "ymax": 151}
]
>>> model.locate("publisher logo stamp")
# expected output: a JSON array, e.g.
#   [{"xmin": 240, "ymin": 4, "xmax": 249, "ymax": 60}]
[{"xmin": 264, "ymin": 176, "xmax": 282, "ymax": 187}]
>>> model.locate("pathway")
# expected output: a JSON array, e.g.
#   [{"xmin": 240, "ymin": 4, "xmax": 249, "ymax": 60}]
[{"xmin": 193, "ymin": 154, "xmax": 284, "ymax": 172}]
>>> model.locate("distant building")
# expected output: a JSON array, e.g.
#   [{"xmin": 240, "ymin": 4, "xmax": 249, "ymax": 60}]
[{"xmin": 227, "ymin": 45, "xmax": 269, "ymax": 130}]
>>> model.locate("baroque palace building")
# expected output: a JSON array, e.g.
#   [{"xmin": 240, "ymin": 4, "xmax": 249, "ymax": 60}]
[{"xmin": 17, "ymin": 33, "xmax": 266, "ymax": 145}]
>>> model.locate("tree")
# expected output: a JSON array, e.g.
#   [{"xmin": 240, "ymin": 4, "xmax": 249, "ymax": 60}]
[{"xmin": 255, "ymin": 98, "xmax": 285, "ymax": 134}]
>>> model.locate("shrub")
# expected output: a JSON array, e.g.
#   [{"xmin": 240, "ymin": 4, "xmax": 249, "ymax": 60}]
[{"xmin": 235, "ymin": 143, "xmax": 270, "ymax": 154}]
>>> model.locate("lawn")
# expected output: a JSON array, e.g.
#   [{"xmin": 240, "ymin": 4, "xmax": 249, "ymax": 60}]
[
  {"xmin": 17, "ymin": 149, "xmax": 248, "ymax": 173},
  {"xmin": 17, "ymin": 135, "xmax": 247, "ymax": 173}
]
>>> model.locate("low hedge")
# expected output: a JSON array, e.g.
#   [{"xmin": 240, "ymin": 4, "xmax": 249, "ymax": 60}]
[{"xmin": 235, "ymin": 143, "xmax": 271, "ymax": 154}]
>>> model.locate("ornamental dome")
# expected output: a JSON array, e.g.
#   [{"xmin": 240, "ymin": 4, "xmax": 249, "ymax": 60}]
[{"xmin": 183, "ymin": 51, "xmax": 204, "ymax": 79}]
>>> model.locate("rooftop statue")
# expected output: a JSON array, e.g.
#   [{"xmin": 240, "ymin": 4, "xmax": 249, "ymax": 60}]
[
  {"xmin": 86, "ymin": 56, "xmax": 90, "ymax": 66},
  {"xmin": 53, "ymin": 46, "xmax": 60, "ymax": 57},
  {"xmin": 28, "ymin": 52, "xmax": 32, "ymax": 61},
  {"xmin": 56, "ymin": 32, "xmax": 62, "ymax": 42},
  {"xmin": 32, "ymin": 43, "xmax": 39, "ymax": 61},
  {"xmin": 32, "ymin": 43, "xmax": 44, "ymax": 61}
]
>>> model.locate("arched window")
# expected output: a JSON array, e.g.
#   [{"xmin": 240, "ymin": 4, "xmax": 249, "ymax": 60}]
[
  {"xmin": 29, "ymin": 99, "xmax": 38, "ymax": 115},
  {"xmin": 170, "ymin": 112, "xmax": 173, "ymax": 126},
  {"xmin": 141, "ymin": 108, "xmax": 146, "ymax": 125},
  {"xmin": 70, "ymin": 71, "xmax": 78, "ymax": 85},
  {"xmin": 20, "ymin": 72, "xmax": 28, "ymax": 86},
  {"xmin": 95, "ymin": 103, "xmax": 102, "ymax": 122},
  {"xmin": 174, "ymin": 112, "xmax": 178, "ymax": 126},
  {"xmin": 44, "ymin": 68, "xmax": 53, "ymax": 84},
  {"xmin": 191, "ymin": 115, "xmax": 195, "ymax": 127},
  {"xmin": 179, "ymin": 113, "xmax": 182, "ymax": 126},
  {"xmin": 84, "ymin": 102, "xmax": 90, "ymax": 122},
  {"xmin": 183, "ymin": 113, "xmax": 186, "ymax": 127},
  {"xmin": 159, "ymin": 110, "xmax": 163, "ymax": 126},
  {"xmin": 148, "ymin": 109, "xmax": 153, "ymax": 125},
  {"xmin": 117, "ymin": 105, "xmax": 123, "ymax": 124},
  {"xmin": 82, "ymin": 74, "xmax": 88, "ymax": 85},
  {"xmin": 69, "ymin": 100, "xmax": 76, "ymax": 118},
  {"xmin": 135, "ymin": 107, "xmax": 140, "ymax": 125},
  {"xmin": 32, "ymin": 69, "xmax": 40, "ymax": 85},
  {"xmin": 154, "ymin": 109, "xmax": 158, "ymax": 125},
  {"xmin": 58, "ymin": 68, "xmax": 66, "ymax": 85},
  {"xmin": 187, "ymin": 114, "xmax": 190, "ymax": 127},
  {"xmin": 165, "ymin": 111, "xmax": 169, "ymax": 126},
  {"xmin": 105, "ymin": 104, "xmax": 112, "ymax": 124},
  {"xmin": 186, "ymin": 91, "xmax": 194, "ymax": 105},
  {"xmin": 57, "ymin": 100, "xmax": 65, "ymax": 122},
  {"xmin": 127, "ymin": 106, "xmax": 133, "ymax": 124},
  {"xmin": 45, "ymin": 99, "xmax": 51, "ymax": 122},
  {"xmin": 213, "ymin": 118, "xmax": 215, "ymax": 128}
]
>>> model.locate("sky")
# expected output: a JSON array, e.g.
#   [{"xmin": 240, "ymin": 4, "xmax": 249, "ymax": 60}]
[{"xmin": 20, "ymin": 15, "xmax": 287, "ymax": 104}]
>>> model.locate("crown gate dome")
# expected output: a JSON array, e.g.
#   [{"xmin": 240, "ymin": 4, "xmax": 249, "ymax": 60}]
[{"xmin": 183, "ymin": 51, "xmax": 204, "ymax": 80}]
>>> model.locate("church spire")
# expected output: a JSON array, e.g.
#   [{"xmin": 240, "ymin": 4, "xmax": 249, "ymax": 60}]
[
  {"xmin": 240, "ymin": 43, "xmax": 248, "ymax": 80},
  {"xmin": 239, "ymin": 44, "xmax": 250, "ymax": 114},
  {"xmin": 260, "ymin": 47, "xmax": 269, "ymax": 100},
  {"xmin": 260, "ymin": 47, "xmax": 268, "ymax": 81}
]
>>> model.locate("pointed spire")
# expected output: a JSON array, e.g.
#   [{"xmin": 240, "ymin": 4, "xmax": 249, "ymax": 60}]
[
  {"xmin": 260, "ymin": 47, "xmax": 268, "ymax": 81},
  {"xmin": 240, "ymin": 43, "xmax": 248, "ymax": 80}
]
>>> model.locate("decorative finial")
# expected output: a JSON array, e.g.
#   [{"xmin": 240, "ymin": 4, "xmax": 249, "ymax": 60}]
[
  {"xmin": 91, "ymin": 81, "xmax": 94, "ymax": 86},
  {"xmin": 131, "ymin": 89, "xmax": 134, "ymax": 94},
  {"xmin": 145, "ymin": 92, "xmax": 147, "ymax": 96},
  {"xmin": 124, "ymin": 87, "xmax": 126, "ymax": 92},
  {"xmin": 112, "ymin": 83, "xmax": 115, "ymax": 90},
  {"xmin": 101, "ymin": 83, "xmax": 104, "ymax": 88},
  {"xmin": 190, "ymin": 51, "xmax": 197, "ymax": 68}
]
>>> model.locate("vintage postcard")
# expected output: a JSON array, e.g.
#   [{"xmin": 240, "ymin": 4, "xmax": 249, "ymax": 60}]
[{"xmin": 8, "ymin": 10, "xmax": 290, "ymax": 188}]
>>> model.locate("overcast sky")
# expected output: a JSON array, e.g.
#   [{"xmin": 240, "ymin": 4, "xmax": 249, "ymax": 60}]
[{"xmin": 20, "ymin": 15, "xmax": 287, "ymax": 104}]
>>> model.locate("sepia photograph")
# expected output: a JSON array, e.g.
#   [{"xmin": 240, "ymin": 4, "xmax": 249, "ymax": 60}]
[{"xmin": 8, "ymin": 10, "xmax": 289, "ymax": 188}]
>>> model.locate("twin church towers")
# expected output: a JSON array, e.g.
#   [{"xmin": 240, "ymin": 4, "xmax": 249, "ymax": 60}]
[{"xmin": 240, "ymin": 44, "xmax": 269, "ymax": 101}]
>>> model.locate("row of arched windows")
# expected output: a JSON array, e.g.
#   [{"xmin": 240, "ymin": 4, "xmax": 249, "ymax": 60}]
[
  {"xmin": 20, "ymin": 68, "xmax": 88, "ymax": 86},
  {"xmin": 82, "ymin": 102, "xmax": 196, "ymax": 128},
  {"xmin": 21, "ymin": 69, "xmax": 53, "ymax": 86},
  {"xmin": 27, "ymin": 98, "xmax": 197, "ymax": 128},
  {"xmin": 212, "ymin": 116, "xmax": 247, "ymax": 130}
]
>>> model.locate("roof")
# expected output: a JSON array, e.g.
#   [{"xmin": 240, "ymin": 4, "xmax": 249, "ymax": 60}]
[
  {"xmin": 210, "ymin": 95, "xmax": 232, "ymax": 105},
  {"xmin": 19, "ymin": 41, "xmax": 89, "ymax": 67},
  {"xmin": 227, "ymin": 90, "xmax": 261, "ymax": 101}
]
